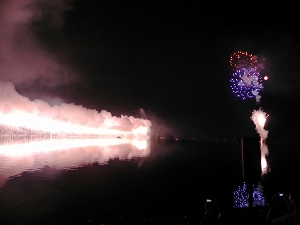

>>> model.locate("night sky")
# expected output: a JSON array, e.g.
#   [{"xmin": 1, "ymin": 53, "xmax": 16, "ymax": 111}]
[{"xmin": 0, "ymin": 0, "xmax": 300, "ymax": 141}]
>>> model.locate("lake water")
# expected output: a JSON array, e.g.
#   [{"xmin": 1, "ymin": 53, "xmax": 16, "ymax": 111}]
[{"xmin": 0, "ymin": 137, "xmax": 299, "ymax": 224}]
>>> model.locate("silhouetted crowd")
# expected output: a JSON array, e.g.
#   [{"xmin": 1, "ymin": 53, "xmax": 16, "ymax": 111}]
[{"xmin": 200, "ymin": 183, "xmax": 300, "ymax": 225}]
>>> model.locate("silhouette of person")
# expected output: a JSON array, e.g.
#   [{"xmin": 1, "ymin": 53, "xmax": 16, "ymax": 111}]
[
  {"xmin": 201, "ymin": 197, "xmax": 218, "ymax": 224},
  {"xmin": 202, "ymin": 187, "xmax": 248, "ymax": 225},
  {"xmin": 266, "ymin": 184, "xmax": 300, "ymax": 224}
]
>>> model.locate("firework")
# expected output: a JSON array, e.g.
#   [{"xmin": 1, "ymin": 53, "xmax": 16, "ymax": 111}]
[
  {"xmin": 230, "ymin": 67, "xmax": 263, "ymax": 102},
  {"xmin": 230, "ymin": 51, "xmax": 258, "ymax": 70}
]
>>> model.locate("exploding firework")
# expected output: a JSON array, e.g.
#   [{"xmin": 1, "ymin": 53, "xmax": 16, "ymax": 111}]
[
  {"xmin": 230, "ymin": 67, "xmax": 263, "ymax": 102},
  {"xmin": 229, "ymin": 51, "xmax": 264, "ymax": 102},
  {"xmin": 230, "ymin": 51, "xmax": 258, "ymax": 70}
]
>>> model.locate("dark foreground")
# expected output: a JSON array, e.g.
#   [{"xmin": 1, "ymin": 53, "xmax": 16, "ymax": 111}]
[{"xmin": 0, "ymin": 140, "xmax": 299, "ymax": 225}]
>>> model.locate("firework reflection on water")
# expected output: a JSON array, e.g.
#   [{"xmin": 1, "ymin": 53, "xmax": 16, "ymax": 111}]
[{"xmin": 0, "ymin": 136, "xmax": 151, "ymax": 187}]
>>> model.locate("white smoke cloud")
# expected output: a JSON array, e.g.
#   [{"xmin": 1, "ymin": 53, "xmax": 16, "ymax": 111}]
[
  {"xmin": 251, "ymin": 108, "xmax": 268, "ymax": 141},
  {"xmin": 0, "ymin": 80, "xmax": 151, "ymax": 134}
]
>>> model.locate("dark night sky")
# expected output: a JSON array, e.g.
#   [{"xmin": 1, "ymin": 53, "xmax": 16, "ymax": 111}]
[{"xmin": 1, "ymin": 0, "xmax": 300, "ymax": 141}]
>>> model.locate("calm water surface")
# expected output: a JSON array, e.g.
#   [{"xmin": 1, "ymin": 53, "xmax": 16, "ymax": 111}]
[{"xmin": 0, "ymin": 137, "xmax": 299, "ymax": 224}]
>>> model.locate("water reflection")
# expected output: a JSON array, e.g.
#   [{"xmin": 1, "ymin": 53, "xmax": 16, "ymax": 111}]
[
  {"xmin": 0, "ymin": 136, "xmax": 151, "ymax": 187},
  {"xmin": 260, "ymin": 141, "xmax": 270, "ymax": 174}
]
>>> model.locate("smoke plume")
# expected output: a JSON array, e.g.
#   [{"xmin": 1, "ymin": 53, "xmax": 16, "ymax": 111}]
[
  {"xmin": 0, "ymin": 0, "xmax": 76, "ymax": 90},
  {"xmin": 251, "ymin": 108, "xmax": 268, "ymax": 141}
]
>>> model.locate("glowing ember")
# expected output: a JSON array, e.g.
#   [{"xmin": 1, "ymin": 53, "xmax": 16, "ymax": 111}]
[{"xmin": 0, "ymin": 81, "xmax": 151, "ymax": 138}]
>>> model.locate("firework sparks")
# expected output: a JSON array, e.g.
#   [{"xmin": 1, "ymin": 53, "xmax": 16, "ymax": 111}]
[
  {"xmin": 230, "ymin": 67, "xmax": 263, "ymax": 102},
  {"xmin": 229, "ymin": 51, "xmax": 265, "ymax": 103},
  {"xmin": 230, "ymin": 51, "xmax": 258, "ymax": 69}
]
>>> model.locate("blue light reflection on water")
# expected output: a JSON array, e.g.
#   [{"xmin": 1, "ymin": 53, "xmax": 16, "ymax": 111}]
[{"xmin": 0, "ymin": 138, "xmax": 299, "ymax": 224}]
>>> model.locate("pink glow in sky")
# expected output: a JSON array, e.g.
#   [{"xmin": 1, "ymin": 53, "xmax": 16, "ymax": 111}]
[
  {"xmin": 0, "ymin": 1, "xmax": 152, "ymax": 137},
  {"xmin": 0, "ymin": 0, "xmax": 77, "ymax": 87}
]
